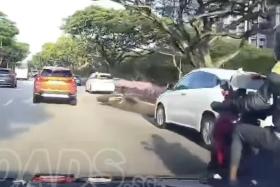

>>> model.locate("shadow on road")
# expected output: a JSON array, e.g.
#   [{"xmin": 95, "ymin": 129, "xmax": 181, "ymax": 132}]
[
  {"xmin": 141, "ymin": 134, "xmax": 207, "ymax": 176},
  {"xmin": 142, "ymin": 115, "xmax": 204, "ymax": 148},
  {"xmin": 39, "ymin": 98, "xmax": 71, "ymax": 105},
  {"xmin": 0, "ymin": 82, "xmax": 52, "ymax": 140}
]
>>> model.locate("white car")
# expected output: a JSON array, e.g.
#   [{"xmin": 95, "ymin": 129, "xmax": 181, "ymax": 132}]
[
  {"xmin": 85, "ymin": 72, "xmax": 115, "ymax": 93},
  {"xmin": 154, "ymin": 68, "xmax": 270, "ymax": 146}
]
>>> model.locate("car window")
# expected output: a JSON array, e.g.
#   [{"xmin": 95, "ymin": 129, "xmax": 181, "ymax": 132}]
[
  {"xmin": 174, "ymin": 74, "xmax": 192, "ymax": 90},
  {"xmin": 189, "ymin": 71, "xmax": 219, "ymax": 89},
  {"xmin": 175, "ymin": 71, "xmax": 219, "ymax": 90},
  {"xmin": 97, "ymin": 74, "xmax": 113, "ymax": 79},
  {"xmin": 41, "ymin": 69, "xmax": 73, "ymax": 77},
  {"xmin": 0, "ymin": 69, "xmax": 10, "ymax": 74}
]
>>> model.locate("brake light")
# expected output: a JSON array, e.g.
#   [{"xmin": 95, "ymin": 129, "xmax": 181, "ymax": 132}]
[
  {"xmin": 34, "ymin": 76, "xmax": 43, "ymax": 92},
  {"xmin": 70, "ymin": 78, "xmax": 77, "ymax": 95},
  {"xmin": 32, "ymin": 175, "xmax": 74, "ymax": 183}
]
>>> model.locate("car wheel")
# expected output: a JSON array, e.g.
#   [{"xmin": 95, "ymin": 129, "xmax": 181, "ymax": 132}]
[
  {"xmin": 33, "ymin": 95, "xmax": 40, "ymax": 103},
  {"xmin": 200, "ymin": 114, "xmax": 215, "ymax": 147},
  {"xmin": 70, "ymin": 98, "xmax": 77, "ymax": 106},
  {"xmin": 155, "ymin": 105, "xmax": 167, "ymax": 129}
]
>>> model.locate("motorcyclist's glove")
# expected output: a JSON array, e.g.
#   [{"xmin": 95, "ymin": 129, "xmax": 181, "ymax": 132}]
[{"xmin": 211, "ymin": 101, "xmax": 235, "ymax": 112}]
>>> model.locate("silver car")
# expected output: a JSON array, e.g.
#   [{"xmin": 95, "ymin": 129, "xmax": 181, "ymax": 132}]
[{"xmin": 0, "ymin": 68, "xmax": 17, "ymax": 88}]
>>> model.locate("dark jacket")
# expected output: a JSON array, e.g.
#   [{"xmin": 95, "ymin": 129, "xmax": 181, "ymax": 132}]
[{"xmin": 232, "ymin": 73, "xmax": 280, "ymax": 133}]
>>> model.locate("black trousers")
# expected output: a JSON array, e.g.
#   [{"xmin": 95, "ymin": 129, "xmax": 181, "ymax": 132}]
[{"xmin": 230, "ymin": 124, "xmax": 280, "ymax": 170}]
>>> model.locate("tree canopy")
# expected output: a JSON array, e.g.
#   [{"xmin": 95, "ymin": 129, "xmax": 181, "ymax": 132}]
[
  {"xmin": 30, "ymin": 36, "xmax": 93, "ymax": 71},
  {"xmin": 0, "ymin": 11, "xmax": 29, "ymax": 68},
  {"xmin": 63, "ymin": 6, "xmax": 167, "ymax": 71},
  {"xmin": 113, "ymin": 0, "xmax": 279, "ymax": 68}
]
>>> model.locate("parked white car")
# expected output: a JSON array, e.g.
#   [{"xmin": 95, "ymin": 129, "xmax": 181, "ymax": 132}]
[
  {"xmin": 85, "ymin": 72, "xmax": 115, "ymax": 93},
  {"xmin": 154, "ymin": 68, "xmax": 271, "ymax": 146}
]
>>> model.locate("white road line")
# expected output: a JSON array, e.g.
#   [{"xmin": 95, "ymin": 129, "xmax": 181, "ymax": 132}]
[{"xmin": 3, "ymin": 99, "xmax": 13, "ymax": 106}]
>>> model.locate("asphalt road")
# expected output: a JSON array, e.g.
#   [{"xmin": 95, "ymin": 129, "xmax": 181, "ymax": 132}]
[{"xmin": 0, "ymin": 81, "xmax": 210, "ymax": 178}]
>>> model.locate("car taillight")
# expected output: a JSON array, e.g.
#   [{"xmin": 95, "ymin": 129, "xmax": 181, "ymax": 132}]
[
  {"xmin": 70, "ymin": 78, "xmax": 77, "ymax": 94},
  {"xmin": 32, "ymin": 175, "xmax": 74, "ymax": 183},
  {"xmin": 34, "ymin": 76, "xmax": 43, "ymax": 92}
]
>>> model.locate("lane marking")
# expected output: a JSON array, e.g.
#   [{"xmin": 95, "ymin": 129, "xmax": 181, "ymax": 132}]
[{"xmin": 3, "ymin": 99, "xmax": 13, "ymax": 106}]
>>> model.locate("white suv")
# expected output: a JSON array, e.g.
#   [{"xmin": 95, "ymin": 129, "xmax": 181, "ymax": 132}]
[{"xmin": 154, "ymin": 68, "xmax": 269, "ymax": 146}]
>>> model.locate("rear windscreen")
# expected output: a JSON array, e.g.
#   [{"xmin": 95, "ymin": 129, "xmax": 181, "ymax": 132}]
[
  {"xmin": 0, "ymin": 70, "xmax": 10, "ymax": 74},
  {"xmin": 41, "ymin": 69, "xmax": 73, "ymax": 77},
  {"xmin": 97, "ymin": 75, "xmax": 112, "ymax": 79}
]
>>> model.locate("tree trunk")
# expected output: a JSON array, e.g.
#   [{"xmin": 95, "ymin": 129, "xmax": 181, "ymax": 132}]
[
  {"xmin": 172, "ymin": 55, "xmax": 183, "ymax": 79},
  {"xmin": 197, "ymin": 41, "xmax": 214, "ymax": 68}
]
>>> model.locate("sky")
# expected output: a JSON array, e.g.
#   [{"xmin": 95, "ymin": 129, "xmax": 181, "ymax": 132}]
[{"xmin": 0, "ymin": 0, "xmax": 93, "ymax": 59}]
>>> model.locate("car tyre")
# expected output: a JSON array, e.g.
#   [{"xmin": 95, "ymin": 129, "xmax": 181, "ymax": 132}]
[
  {"xmin": 155, "ymin": 105, "xmax": 168, "ymax": 129},
  {"xmin": 200, "ymin": 114, "xmax": 215, "ymax": 147},
  {"xmin": 70, "ymin": 98, "xmax": 77, "ymax": 106},
  {"xmin": 33, "ymin": 95, "xmax": 40, "ymax": 103}
]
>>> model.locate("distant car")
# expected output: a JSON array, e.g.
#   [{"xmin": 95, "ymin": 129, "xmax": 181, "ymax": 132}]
[
  {"xmin": 15, "ymin": 67, "xmax": 29, "ymax": 80},
  {"xmin": 0, "ymin": 68, "xmax": 17, "ymax": 88},
  {"xmin": 74, "ymin": 75, "xmax": 82, "ymax": 86},
  {"xmin": 154, "ymin": 68, "xmax": 268, "ymax": 146},
  {"xmin": 33, "ymin": 67, "xmax": 77, "ymax": 105},
  {"xmin": 85, "ymin": 72, "xmax": 115, "ymax": 93}
]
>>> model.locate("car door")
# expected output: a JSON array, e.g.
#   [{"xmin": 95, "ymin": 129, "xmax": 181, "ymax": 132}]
[
  {"xmin": 166, "ymin": 73, "xmax": 193, "ymax": 125},
  {"xmin": 86, "ymin": 73, "xmax": 96, "ymax": 90},
  {"xmin": 170, "ymin": 71, "xmax": 220, "ymax": 129}
]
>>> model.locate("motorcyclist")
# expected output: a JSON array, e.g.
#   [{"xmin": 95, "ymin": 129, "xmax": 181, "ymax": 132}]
[{"xmin": 213, "ymin": 25, "xmax": 280, "ymax": 185}]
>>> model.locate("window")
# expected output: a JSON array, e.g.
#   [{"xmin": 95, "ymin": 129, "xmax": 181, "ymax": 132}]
[
  {"xmin": 41, "ymin": 69, "xmax": 73, "ymax": 77},
  {"xmin": 0, "ymin": 69, "xmax": 10, "ymax": 74},
  {"xmin": 174, "ymin": 74, "xmax": 192, "ymax": 90},
  {"xmin": 175, "ymin": 71, "xmax": 219, "ymax": 90}
]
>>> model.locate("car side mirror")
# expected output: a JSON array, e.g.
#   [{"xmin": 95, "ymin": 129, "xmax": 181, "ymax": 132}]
[{"xmin": 167, "ymin": 83, "xmax": 174, "ymax": 90}]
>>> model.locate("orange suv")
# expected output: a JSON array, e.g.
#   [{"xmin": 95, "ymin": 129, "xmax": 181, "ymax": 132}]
[{"xmin": 33, "ymin": 67, "xmax": 77, "ymax": 105}]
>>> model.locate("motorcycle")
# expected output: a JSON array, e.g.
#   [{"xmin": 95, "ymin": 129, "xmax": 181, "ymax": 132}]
[{"xmin": 208, "ymin": 80, "xmax": 267, "ymax": 172}]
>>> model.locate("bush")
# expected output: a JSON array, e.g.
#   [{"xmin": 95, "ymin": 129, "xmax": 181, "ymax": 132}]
[{"xmin": 226, "ymin": 45, "xmax": 275, "ymax": 75}]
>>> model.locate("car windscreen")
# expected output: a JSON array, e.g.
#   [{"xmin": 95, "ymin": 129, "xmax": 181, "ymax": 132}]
[
  {"xmin": 41, "ymin": 69, "xmax": 73, "ymax": 77},
  {"xmin": 0, "ymin": 70, "xmax": 10, "ymax": 74},
  {"xmin": 97, "ymin": 75, "xmax": 113, "ymax": 79}
]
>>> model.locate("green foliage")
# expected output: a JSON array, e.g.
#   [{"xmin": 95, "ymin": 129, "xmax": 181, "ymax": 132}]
[
  {"xmin": 0, "ymin": 13, "xmax": 19, "ymax": 46},
  {"xmin": 63, "ymin": 6, "xmax": 166, "ymax": 70},
  {"xmin": 115, "ymin": 52, "xmax": 178, "ymax": 85},
  {"xmin": 30, "ymin": 36, "xmax": 93, "ymax": 71},
  {"xmin": 226, "ymin": 45, "xmax": 275, "ymax": 75},
  {"xmin": 0, "ymin": 11, "xmax": 29, "ymax": 67}
]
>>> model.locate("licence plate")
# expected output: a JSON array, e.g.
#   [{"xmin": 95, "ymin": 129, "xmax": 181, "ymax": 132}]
[{"xmin": 41, "ymin": 93, "xmax": 69, "ymax": 98}]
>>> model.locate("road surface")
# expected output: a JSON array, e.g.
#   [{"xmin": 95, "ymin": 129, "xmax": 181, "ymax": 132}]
[{"xmin": 0, "ymin": 81, "xmax": 210, "ymax": 178}]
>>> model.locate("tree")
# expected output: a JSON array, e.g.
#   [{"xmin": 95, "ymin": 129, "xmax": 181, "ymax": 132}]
[
  {"xmin": 0, "ymin": 11, "xmax": 29, "ymax": 67},
  {"xmin": 114, "ymin": 0, "xmax": 278, "ymax": 68},
  {"xmin": 63, "ymin": 6, "xmax": 167, "ymax": 72},
  {"xmin": 30, "ymin": 36, "xmax": 97, "ymax": 71}
]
